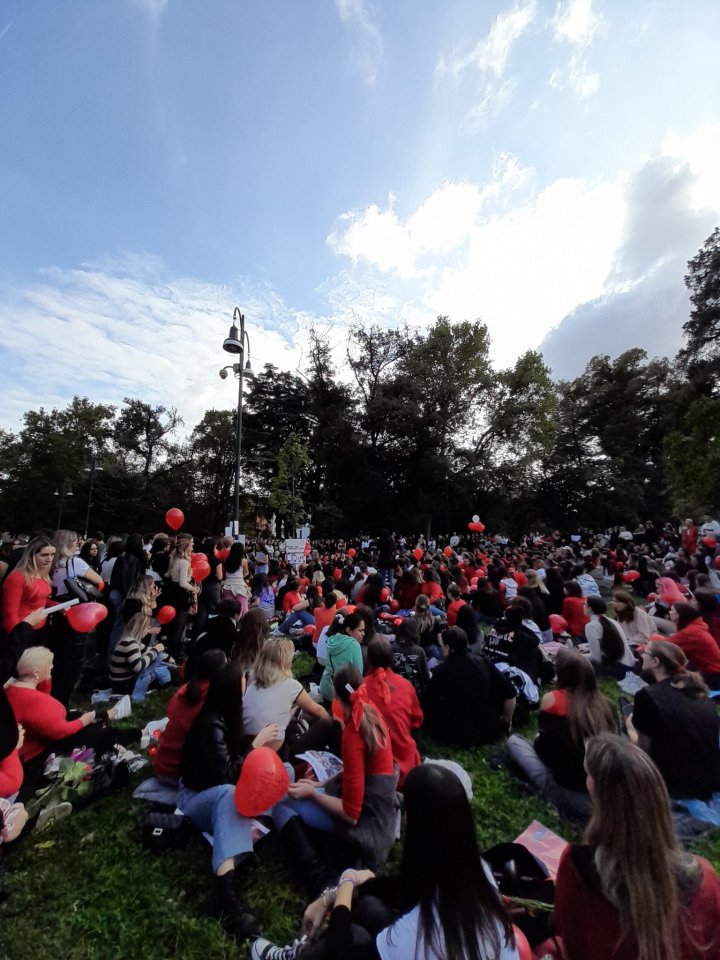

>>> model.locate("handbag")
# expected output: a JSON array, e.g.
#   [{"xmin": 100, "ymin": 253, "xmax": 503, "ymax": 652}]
[{"xmin": 64, "ymin": 557, "xmax": 103, "ymax": 603}]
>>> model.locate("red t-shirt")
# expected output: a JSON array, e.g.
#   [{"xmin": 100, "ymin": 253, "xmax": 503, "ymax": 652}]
[
  {"xmin": 152, "ymin": 681, "xmax": 208, "ymax": 781},
  {"xmin": 282, "ymin": 591, "xmax": 301, "ymax": 614},
  {"xmin": 341, "ymin": 710, "xmax": 395, "ymax": 821},
  {"xmin": 363, "ymin": 670, "xmax": 422, "ymax": 788},
  {"xmin": 312, "ymin": 605, "xmax": 337, "ymax": 646},
  {"xmin": 2, "ymin": 571, "xmax": 53, "ymax": 633},
  {"xmin": 5, "ymin": 685, "xmax": 84, "ymax": 761},
  {"xmin": 562, "ymin": 597, "xmax": 589, "ymax": 638},
  {"xmin": 446, "ymin": 599, "xmax": 466, "ymax": 627},
  {"xmin": 421, "ymin": 581, "xmax": 443, "ymax": 603},
  {"xmin": 556, "ymin": 846, "xmax": 720, "ymax": 960},
  {"xmin": 0, "ymin": 749, "xmax": 23, "ymax": 798}
]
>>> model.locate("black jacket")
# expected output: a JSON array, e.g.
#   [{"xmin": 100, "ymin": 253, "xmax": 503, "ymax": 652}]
[
  {"xmin": 0, "ymin": 621, "xmax": 33, "ymax": 761},
  {"xmin": 185, "ymin": 616, "xmax": 238, "ymax": 674},
  {"xmin": 180, "ymin": 710, "xmax": 252, "ymax": 793}
]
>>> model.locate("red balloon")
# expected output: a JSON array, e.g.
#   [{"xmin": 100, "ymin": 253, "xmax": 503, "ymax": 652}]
[
  {"xmin": 703, "ymin": 536, "xmax": 717, "ymax": 548},
  {"xmin": 214, "ymin": 547, "xmax": 231, "ymax": 562},
  {"xmin": 234, "ymin": 747, "xmax": 290, "ymax": 817},
  {"xmin": 343, "ymin": 604, "xmax": 356, "ymax": 614},
  {"xmin": 443, "ymin": 546, "xmax": 453, "ymax": 557},
  {"xmin": 393, "ymin": 617, "xmax": 403, "ymax": 628},
  {"xmin": 549, "ymin": 614, "xmax": 568, "ymax": 634},
  {"xmin": 615, "ymin": 561, "xmax": 625, "ymax": 571},
  {"xmin": 156, "ymin": 605, "xmax": 176, "ymax": 625},
  {"xmin": 379, "ymin": 587, "xmax": 391, "ymax": 603},
  {"xmin": 413, "ymin": 548, "xmax": 423, "ymax": 561},
  {"xmin": 348, "ymin": 548, "xmax": 356, "ymax": 558},
  {"xmin": 191, "ymin": 557, "xmax": 211, "ymax": 582},
  {"xmin": 714, "ymin": 557, "xmax": 720, "ymax": 569},
  {"xmin": 512, "ymin": 925, "xmax": 533, "ymax": 960},
  {"xmin": 389, "ymin": 598, "xmax": 400, "ymax": 613},
  {"xmin": 468, "ymin": 521, "xmax": 486, "ymax": 532},
  {"xmin": 470, "ymin": 577, "xmax": 479, "ymax": 587},
  {"xmin": 623, "ymin": 570, "xmax": 641, "ymax": 583},
  {"xmin": 66, "ymin": 602, "xmax": 107, "ymax": 633},
  {"xmin": 303, "ymin": 624, "xmax": 315, "ymax": 636},
  {"xmin": 165, "ymin": 507, "xmax": 184, "ymax": 531},
  {"xmin": 646, "ymin": 592, "xmax": 656, "ymax": 602}
]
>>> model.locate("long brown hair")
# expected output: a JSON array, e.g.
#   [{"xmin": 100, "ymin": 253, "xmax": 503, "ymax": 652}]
[
  {"xmin": 584, "ymin": 734, "xmax": 701, "ymax": 960},
  {"xmin": 15, "ymin": 536, "xmax": 55, "ymax": 584},
  {"xmin": 645, "ymin": 639, "xmax": 708, "ymax": 699},
  {"xmin": 612, "ymin": 589, "xmax": 637, "ymax": 624},
  {"xmin": 555, "ymin": 648, "xmax": 616, "ymax": 743},
  {"xmin": 333, "ymin": 664, "xmax": 387, "ymax": 757}
]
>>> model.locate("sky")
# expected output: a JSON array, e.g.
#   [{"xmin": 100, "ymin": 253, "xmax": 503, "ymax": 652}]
[{"xmin": 1, "ymin": 0, "xmax": 719, "ymax": 432}]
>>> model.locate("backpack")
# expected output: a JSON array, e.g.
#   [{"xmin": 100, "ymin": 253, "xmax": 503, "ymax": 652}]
[{"xmin": 392, "ymin": 650, "xmax": 423, "ymax": 694}]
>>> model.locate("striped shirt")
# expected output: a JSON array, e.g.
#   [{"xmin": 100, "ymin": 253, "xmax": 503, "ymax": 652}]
[{"xmin": 110, "ymin": 636, "xmax": 157, "ymax": 683}]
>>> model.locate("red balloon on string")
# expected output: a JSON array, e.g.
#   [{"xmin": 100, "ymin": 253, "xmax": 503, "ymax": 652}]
[
  {"xmin": 413, "ymin": 548, "xmax": 423, "ymax": 561},
  {"xmin": 623, "ymin": 570, "xmax": 640, "ymax": 583},
  {"xmin": 443, "ymin": 546, "xmax": 453, "ymax": 557},
  {"xmin": 549, "ymin": 614, "xmax": 568, "ymax": 634},
  {"xmin": 347, "ymin": 547, "xmax": 356, "ymax": 558},
  {"xmin": 512, "ymin": 925, "xmax": 533, "ymax": 960},
  {"xmin": 165, "ymin": 508, "xmax": 184, "ymax": 531},
  {"xmin": 156, "ymin": 605, "xmax": 176, "ymax": 625},
  {"xmin": 66, "ymin": 602, "xmax": 107, "ymax": 633},
  {"xmin": 234, "ymin": 747, "xmax": 290, "ymax": 817},
  {"xmin": 191, "ymin": 557, "xmax": 211, "ymax": 582}
]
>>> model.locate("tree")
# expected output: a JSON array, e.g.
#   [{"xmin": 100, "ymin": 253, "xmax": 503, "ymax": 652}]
[
  {"xmin": 268, "ymin": 432, "xmax": 311, "ymax": 535},
  {"xmin": 187, "ymin": 409, "xmax": 237, "ymax": 531},
  {"xmin": 113, "ymin": 399, "xmax": 182, "ymax": 477},
  {"xmin": 665, "ymin": 396, "xmax": 720, "ymax": 515},
  {"xmin": 679, "ymin": 226, "xmax": 720, "ymax": 387}
]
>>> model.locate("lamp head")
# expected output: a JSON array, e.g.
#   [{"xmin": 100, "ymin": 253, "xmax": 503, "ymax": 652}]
[
  {"xmin": 219, "ymin": 367, "xmax": 229, "ymax": 380},
  {"xmin": 243, "ymin": 357, "xmax": 254, "ymax": 379}
]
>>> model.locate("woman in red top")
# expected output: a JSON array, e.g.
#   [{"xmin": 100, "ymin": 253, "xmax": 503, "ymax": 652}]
[
  {"xmin": 562, "ymin": 580, "xmax": 590, "ymax": 639},
  {"xmin": 2, "ymin": 537, "xmax": 55, "ymax": 633},
  {"xmin": 363, "ymin": 638, "xmax": 423, "ymax": 788},
  {"xmin": 272, "ymin": 663, "xmax": 398, "ymax": 872},
  {"xmin": 152, "ymin": 649, "xmax": 228, "ymax": 782},
  {"xmin": 420, "ymin": 568, "xmax": 444, "ymax": 608},
  {"xmin": 668, "ymin": 602, "xmax": 720, "ymax": 683},
  {"xmin": 555, "ymin": 733, "xmax": 720, "ymax": 960}
]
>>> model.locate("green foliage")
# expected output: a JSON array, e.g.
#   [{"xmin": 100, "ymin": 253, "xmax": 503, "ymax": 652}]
[
  {"xmin": 665, "ymin": 395, "xmax": 720, "ymax": 514},
  {"xmin": 680, "ymin": 226, "xmax": 720, "ymax": 384},
  {"xmin": 268, "ymin": 432, "xmax": 312, "ymax": 535}
]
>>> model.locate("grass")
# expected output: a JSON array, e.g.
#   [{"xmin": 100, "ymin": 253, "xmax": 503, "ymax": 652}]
[{"xmin": 1, "ymin": 665, "xmax": 719, "ymax": 959}]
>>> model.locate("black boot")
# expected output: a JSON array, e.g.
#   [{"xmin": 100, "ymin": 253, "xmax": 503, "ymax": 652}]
[
  {"xmin": 212, "ymin": 870, "xmax": 261, "ymax": 943},
  {"xmin": 279, "ymin": 816, "xmax": 337, "ymax": 900}
]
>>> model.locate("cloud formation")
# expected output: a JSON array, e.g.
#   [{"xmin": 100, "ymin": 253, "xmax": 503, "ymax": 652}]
[
  {"xmin": 334, "ymin": 0, "xmax": 383, "ymax": 84},
  {"xmin": 549, "ymin": 0, "xmax": 603, "ymax": 99}
]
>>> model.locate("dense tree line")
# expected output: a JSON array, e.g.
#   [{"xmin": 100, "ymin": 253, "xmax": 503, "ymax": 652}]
[{"xmin": 1, "ymin": 228, "xmax": 719, "ymax": 538}]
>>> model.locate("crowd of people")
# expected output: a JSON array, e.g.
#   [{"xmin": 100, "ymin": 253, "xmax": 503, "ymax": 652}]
[{"xmin": 1, "ymin": 517, "xmax": 720, "ymax": 958}]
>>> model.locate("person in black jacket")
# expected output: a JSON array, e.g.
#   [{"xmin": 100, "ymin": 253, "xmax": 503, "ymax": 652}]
[
  {"xmin": 184, "ymin": 598, "xmax": 241, "ymax": 676},
  {"xmin": 375, "ymin": 529, "xmax": 396, "ymax": 594},
  {"xmin": 421, "ymin": 627, "xmax": 516, "ymax": 746},
  {"xmin": 178, "ymin": 662, "xmax": 280, "ymax": 943}
]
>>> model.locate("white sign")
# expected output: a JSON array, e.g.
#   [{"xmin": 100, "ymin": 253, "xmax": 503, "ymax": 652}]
[{"xmin": 284, "ymin": 537, "xmax": 308, "ymax": 565}]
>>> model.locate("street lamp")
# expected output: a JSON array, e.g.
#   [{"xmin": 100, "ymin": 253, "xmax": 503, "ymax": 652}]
[
  {"xmin": 220, "ymin": 308, "xmax": 254, "ymax": 536},
  {"xmin": 54, "ymin": 481, "xmax": 73, "ymax": 529},
  {"xmin": 83, "ymin": 452, "xmax": 104, "ymax": 539}
]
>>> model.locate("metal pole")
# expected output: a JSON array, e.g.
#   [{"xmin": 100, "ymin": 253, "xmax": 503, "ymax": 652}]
[
  {"xmin": 57, "ymin": 489, "xmax": 65, "ymax": 529},
  {"xmin": 84, "ymin": 459, "xmax": 96, "ymax": 540},
  {"xmin": 232, "ymin": 315, "xmax": 245, "ymax": 533}
]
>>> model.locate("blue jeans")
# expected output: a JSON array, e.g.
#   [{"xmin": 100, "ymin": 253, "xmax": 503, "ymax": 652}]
[
  {"xmin": 271, "ymin": 788, "xmax": 336, "ymax": 834},
  {"xmin": 279, "ymin": 610, "xmax": 315, "ymax": 634},
  {"xmin": 132, "ymin": 655, "xmax": 172, "ymax": 701},
  {"xmin": 177, "ymin": 783, "xmax": 254, "ymax": 873},
  {"xmin": 379, "ymin": 568, "xmax": 395, "ymax": 593},
  {"xmin": 107, "ymin": 589, "xmax": 125, "ymax": 664}
]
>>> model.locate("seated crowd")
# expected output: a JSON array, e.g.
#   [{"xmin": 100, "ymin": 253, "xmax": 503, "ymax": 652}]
[{"xmin": 1, "ymin": 519, "xmax": 720, "ymax": 959}]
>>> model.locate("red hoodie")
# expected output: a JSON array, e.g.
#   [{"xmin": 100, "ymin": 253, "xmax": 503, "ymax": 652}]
[
  {"xmin": 152, "ymin": 681, "xmax": 209, "ymax": 781},
  {"xmin": 363, "ymin": 668, "xmax": 423, "ymax": 788},
  {"xmin": 672, "ymin": 620, "xmax": 720, "ymax": 675}
]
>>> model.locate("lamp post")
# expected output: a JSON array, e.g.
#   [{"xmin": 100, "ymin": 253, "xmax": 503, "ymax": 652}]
[
  {"xmin": 220, "ymin": 308, "xmax": 253, "ymax": 537},
  {"xmin": 83, "ymin": 452, "xmax": 103, "ymax": 539},
  {"xmin": 54, "ymin": 481, "xmax": 73, "ymax": 529}
]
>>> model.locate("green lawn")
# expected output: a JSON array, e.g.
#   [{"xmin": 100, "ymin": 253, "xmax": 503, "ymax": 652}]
[{"xmin": 1, "ymin": 669, "xmax": 718, "ymax": 960}]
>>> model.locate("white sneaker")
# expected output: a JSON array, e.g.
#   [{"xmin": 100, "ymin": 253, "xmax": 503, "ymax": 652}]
[
  {"xmin": 249, "ymin": 936, "xmax": 306, "ymax": 960},
  {"xmin": 36, "ymin": 801, "xmax": 73, "ymax": 831}
]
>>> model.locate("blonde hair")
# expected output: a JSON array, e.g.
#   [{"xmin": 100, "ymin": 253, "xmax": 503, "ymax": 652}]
[
  {"xmin": 53, "ymin": 529, "xmax": 79, "ymax": 561},
  {"xmin": 525, "ymin": 569, "xmax": 549, "ymax": 595},
  {"xmin": 121, "ymin": 613, "xmax": 152, "ymax": 645},
  {"xmin": 413, "ymin": 594, "xmax": 434, "ymax": 635},
  {"xmin": 252, "ymin": 637, "xmax": 294, "ymax": 689},
  {"xmin": 16, "ymin": 645, "xmax": 54, "ymax": 680},
  {"xmin": 171, "ymin": 535, "xmax": 193, "ymax": 562},
  {"xmin": 127, "ymin": 575, "xmax": 157, "ymax": 616},
  {"xmin": 15, "ymin": 537, "xmax": 55, "ymax": 584},
  {"xmin": 584, "ymin": 734, "xmax": 701, "ymax": 960}
]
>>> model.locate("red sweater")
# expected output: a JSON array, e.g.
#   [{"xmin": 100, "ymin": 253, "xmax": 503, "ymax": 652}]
[
  {"xmin": 446, "ymin": 599, "xmax": 466, "ymax": 627},
  {"xmin": 672, "ymin": 620, "xmax": 720, "ymax": 675},
  {"xmin": 5, "ymin": 685, "xmax": 84, "ymax": 761},
  {"xmin": 152, "ymin": 681, "xmax": 208, "ymax": 781},
  {"xmin": 556, "ymin": 846, "xmax": 720, "ymax": 960},
  {"xmin": 340, "ymin": 711, "xmax": 394, "ymax": 821},
  {"xmin": 282, "ymin": 591, "xmax": 301, "ymax": 614},
  {"xmin": 0, "ymin": 750, "xmax": 23, "ymax": 798},
  {"xmin": 312, "ymin": 604, "xmax": 337, "ymax": 646},
  {"xmin": 421, "ymin": 581, "xmax": 443, "ymax": 603},
  {"xmin": 2, "ymin": 572, "xmax": 53, "ymax": 633},
  {"xmin": 562, "ymin": 597, "xmax": 589, "ymax": 638},
  {"xmin": 363, "ymin": 669, "xmax": 422, "ymax": 788}
]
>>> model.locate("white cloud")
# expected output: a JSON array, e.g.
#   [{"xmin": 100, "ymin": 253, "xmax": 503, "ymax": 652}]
[
  {"xmin": 662, "ymin": 123, "xmax": 720, "ymax": 213},
  {"xmin": 549, "ymin": 53, "xmax": 600, "ymax": 99},
  {"xmin": 440, "ymin": 0, "xmax": 537, "ymax": 80},
  {"xmin": 551, "ymin": 0, "xmax": 602, "ymax": 47},
  {"xmin": 0, "ymin": 255, "xmax": 307, "ymax": 431},
  {"xmin": 334, "ymin": 0, "xmax": 383, "ymax": 85},
  {"xmin": 461, "ymin": 78, "xmax": 518, "ymax": 130}
]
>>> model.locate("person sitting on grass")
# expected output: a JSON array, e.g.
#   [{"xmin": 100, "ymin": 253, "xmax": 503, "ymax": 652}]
[
  {"xmin": 6, "ymin": 645, "xmax": 140, "ymax": 801},
  {"xmin": 251, "ymin": 762, "xmax": 519, "ymax": 960},
  {"xmin": 109, "ymin": 612, "xmax": 173, "ymax": 702},
  {"xmin": 318, "ymin": 611, "xmax": 365, "ymax": 705},
  {"xmin": 422, "ymin": 626, "xmax": 516, "ymax": 747},
  {"xmin": 666, "ymin": 602, "xmax": 720, "ymax": 686},
  {"xmin": 554, "ymin": 733, "xmax": 720, "ymax": 960},
  {"xmin": 582, "ymin": 595, "xmax": 636, "ymax": 679},
  {"xmin": 152, "ymin": 648, "xmax": 228, "ymax": 784},
  {"xmin": 506, "ymin": 648, "xmax": 617, "ymax": 820},
  {"xmin": 363, "ymin": 637, "xmax": 423, "ymax": 789},
  {"xmin": 389, "ymin": 618, "xmax": 430, "ymax": 694},
  {"xmin": 179, "ymin": 661, "xmax": 281, "ymax": 944}
]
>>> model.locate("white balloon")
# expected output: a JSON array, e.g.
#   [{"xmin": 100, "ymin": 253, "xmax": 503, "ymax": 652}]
[{"xmin": 472, "ymin": 515, "xmax": 480, "ymax": 523}]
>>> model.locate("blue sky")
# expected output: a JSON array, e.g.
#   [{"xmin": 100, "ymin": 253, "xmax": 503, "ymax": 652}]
[{"xmin": 1, "ymin": 0, "xmax": 719, "ymax": 430}]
